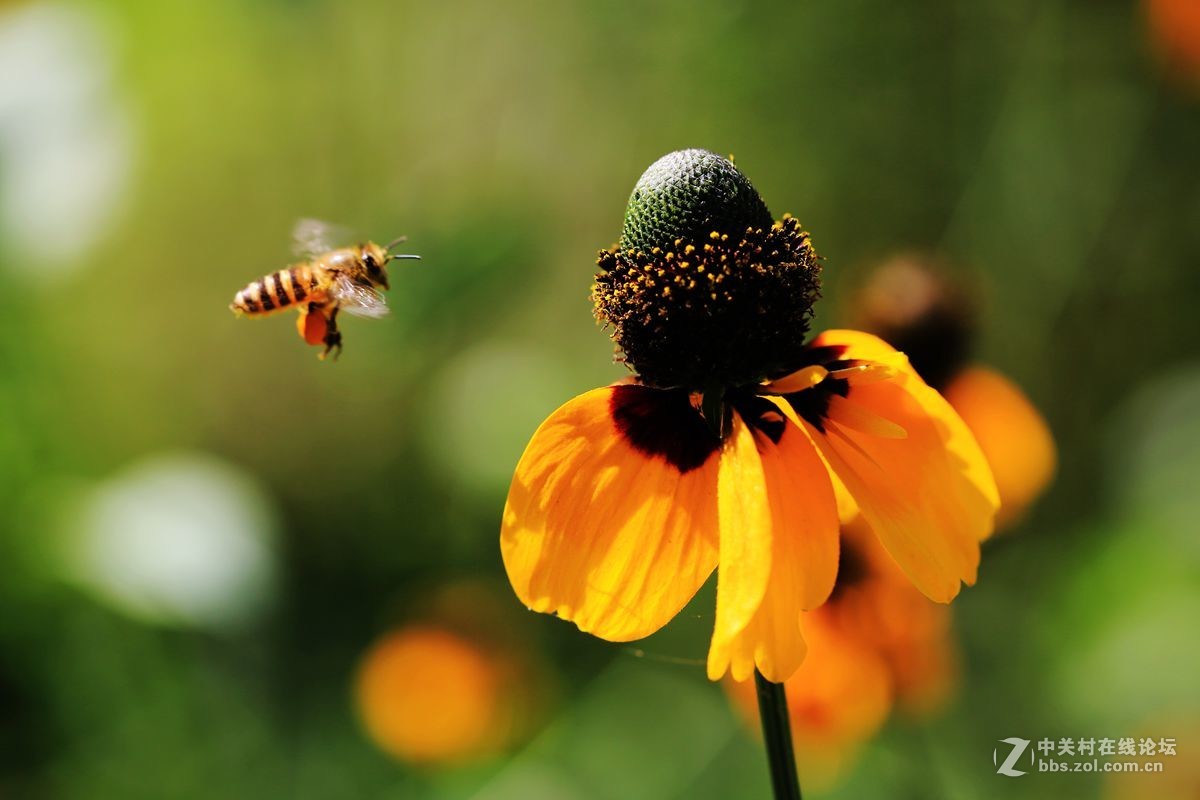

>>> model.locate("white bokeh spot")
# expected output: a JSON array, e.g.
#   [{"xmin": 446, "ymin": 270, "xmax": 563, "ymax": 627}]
[
  {"xmin": 0, "ymin": 2, "xmax": 133, "ymax": 274},
  {"xmin": 70, "ymin": 452, "xmax": 279, "ymax": 629}
]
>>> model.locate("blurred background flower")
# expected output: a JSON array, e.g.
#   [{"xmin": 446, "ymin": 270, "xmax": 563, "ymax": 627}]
[
  {"xmin": 724, "ymin": 517, "xmax": 961, "ymax": 791},
  {"xmin": 726, "ymin": 606, "xmax": 893, "ymax": 792},
  {"xmin": 0, "ymin": 2, "xmax": 133, "ymax": 276},
  {"xmin": 62, "ymin": 451, "xmax": 279, "ymax": 629},
  {"xmin": 0, "ymin": 1, "xmax": 1196, "ymax": 798},
  {"xmin": 357, "ymin": 625, "xmax": 512, "ymax": 765},
  {"xmin": 846, "ymin": 255, "xmax": 1057, "ymax": 528},
  {"xmin": 1144, "ymin": 0, "xmax": 1200, "ymax": 85},
  {"xmin": 354, "ymin": 580, "xmax": 549, "ymax": 767}
]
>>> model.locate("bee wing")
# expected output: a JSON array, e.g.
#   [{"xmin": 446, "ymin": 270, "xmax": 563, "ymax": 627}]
[
  {"xmin": 332, "ymin": 274, "xmax": 390, "ymax": 318},
  {"xmin": 292, "ymin": 218, "xmax": 352, "ymax": 258}
]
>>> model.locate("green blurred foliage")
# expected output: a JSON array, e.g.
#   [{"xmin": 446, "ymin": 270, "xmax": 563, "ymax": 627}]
[{"xmin": 1, "ymin": 0, "xmax": 1198, "ymax": 798}]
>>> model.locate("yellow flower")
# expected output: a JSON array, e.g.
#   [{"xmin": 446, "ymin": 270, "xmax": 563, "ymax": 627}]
[{"xmin": 501, "ymin": 151, "xmax": 998, "ymax": 683}]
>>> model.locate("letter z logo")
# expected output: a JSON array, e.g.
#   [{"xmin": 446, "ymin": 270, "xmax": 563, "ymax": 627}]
[{"xmin": 994, "ymin": 737, "xmax": 1032, "ymax": 777}]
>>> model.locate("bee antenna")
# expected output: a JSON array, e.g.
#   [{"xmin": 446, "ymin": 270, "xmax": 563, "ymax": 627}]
[{"xmin": 383, "ymin": 235, "xmax": 409, "ymax": 251}]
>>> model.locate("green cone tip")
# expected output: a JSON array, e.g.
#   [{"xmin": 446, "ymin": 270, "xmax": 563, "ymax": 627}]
[{"xmin": 620, "ymin": 149, "xmax": 773, "ymax": 253}]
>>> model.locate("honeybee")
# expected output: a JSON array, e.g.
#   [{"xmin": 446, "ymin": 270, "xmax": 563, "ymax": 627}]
[{"xmin": 230, "ymin": 219, "xmax": 419, "ymax": 359}]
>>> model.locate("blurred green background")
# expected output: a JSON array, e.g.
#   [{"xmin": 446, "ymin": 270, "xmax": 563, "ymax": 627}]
[{"xmin": 1, "ymin": 0, "xmax": 1198, "ymax": 798}]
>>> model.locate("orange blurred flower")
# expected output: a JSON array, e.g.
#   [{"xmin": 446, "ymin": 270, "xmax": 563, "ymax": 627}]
[
  {"xmin": 848, "ymin": 255, "xmax": 1056, "ymax": 529},
  {"xmin": 943, "ymin": 366, "xmax": 1056, "ymax": 529},
  {"xmin": 726, "ymin": 517, "xmax": 959, "ymax": 788},
  {"xmin": 1145, "ymin": 0, "xmax": 1200, "ymax": 83},
  {"xmin": 823, "ymin": 517, "xmax": 959, "ymax": 717},
  {"xmin": 502, "ymin": 151, "xmax": 998, "ymax": 685},
  {"xmin": 356, "ymin": 625, "xmax": 511, "ymax": 764},
  {"xmin": 353, "ymin": 582, "xmax": 544, "ymax": 765}
]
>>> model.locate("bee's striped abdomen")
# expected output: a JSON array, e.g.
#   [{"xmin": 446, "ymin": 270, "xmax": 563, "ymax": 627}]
[{"xmin": 232, "ymin": 265, "xmax": 321, "ymax": 315}]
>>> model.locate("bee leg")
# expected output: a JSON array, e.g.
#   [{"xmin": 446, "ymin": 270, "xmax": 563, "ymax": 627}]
[
  {"xmin": 320, "ymin": 330, "xmax": 342, "ymax": 360},
  {"xmin": 299, "ymin": 304, "xmax": 329, "ymax": 346},
  {"xmin": 319, "ymin": 308, "xmax": 342, "ymax": 360}
]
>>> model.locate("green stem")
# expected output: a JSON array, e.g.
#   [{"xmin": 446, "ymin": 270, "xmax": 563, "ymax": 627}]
[{"xmin": 754, "ymin": 669, "xmax": 802, "ymax": 800}]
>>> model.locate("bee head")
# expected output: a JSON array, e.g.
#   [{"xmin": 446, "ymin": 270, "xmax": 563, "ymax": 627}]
[
  {"xmin": 360, "ymin": 242, "xmax": 391, "ymax": 290},
  {"xmin": 368, "ymin": 235, "xmax": 421, "ymax": 292}
]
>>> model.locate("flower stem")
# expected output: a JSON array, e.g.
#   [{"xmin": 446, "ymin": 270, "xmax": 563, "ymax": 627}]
[{"xmin": 754, "ymin": 669, "xmax": 802, "ymax": 800}]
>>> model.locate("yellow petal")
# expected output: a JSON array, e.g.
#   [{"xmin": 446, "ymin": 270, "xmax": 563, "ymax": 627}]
[
  {"xmin": 708, "ymin": 401, "xmax": 840, "ymax": 682},
  {"xmin": 819, "ymin": 330, "xmax": 1000, "ymax": 513},
  {"xmin": 501, "ymin": 385, "xmax": 720, "ymax": 641},
  {"xmin": 707, "ymin": 411, "xmax": 773, "ymax": 681},
  {"xmin": 828, "ymin": 362, "xmax": 898, "ymax": 385},
  {"xmin": 943, "ymin": 366, "xmax": 1056, "ymax": 530},
  {"xmin": 825, "ymin": 394, "xmax": 907, "ymax": 439},
  {"xmin": 798, "ymin": 330, "xmax": 999, "ymax": 603},
  {"xmin": 764, "ymin": 364, "xmax": 829, "ymax": 394}
]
